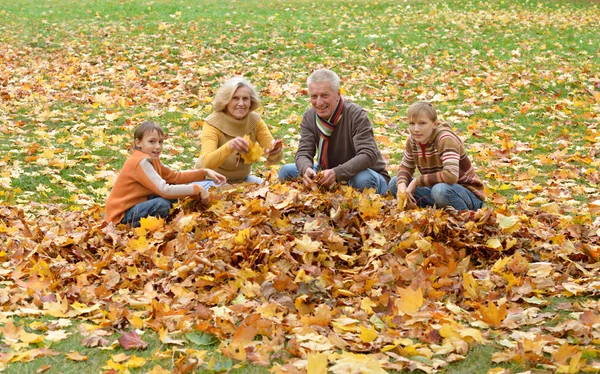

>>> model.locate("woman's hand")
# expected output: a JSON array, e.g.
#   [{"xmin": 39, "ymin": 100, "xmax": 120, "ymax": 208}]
[
  {"xmin": 265, "ymin": 139, "xmax": 283, "ymax": 155},
  {"xmin": 228, "ymin": 137, "xmax": 249, "ymax": 153},
  {"xmin": 204, "ymin": 170, "xmax": 227, "ymax": 186}
]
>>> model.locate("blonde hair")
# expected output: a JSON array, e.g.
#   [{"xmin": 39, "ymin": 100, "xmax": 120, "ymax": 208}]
[
  {"xmin": 134, "ymin": 121, "xmax": 165, "ymax": 145},
  {"xmin": 212, "ymin": 76, "xmax": 260, "ymax": 114},
  {"xmin": 407, "ymin": 101, "xmax": 437, "ymax": 122},
  {"xmin": 307, "ymin": 68, "xmax": 340, "ymax": 92}
]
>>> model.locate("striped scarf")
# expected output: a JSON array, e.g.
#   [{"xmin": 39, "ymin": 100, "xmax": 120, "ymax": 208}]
[{"xmin": 316, "ymin": 97, "xmax": 344, "ymax": 169}]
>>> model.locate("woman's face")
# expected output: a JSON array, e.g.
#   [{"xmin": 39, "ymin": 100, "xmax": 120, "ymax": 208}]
[{"xmin": 226, "ymin": 86, "xmax": 251, "ymax": 120}]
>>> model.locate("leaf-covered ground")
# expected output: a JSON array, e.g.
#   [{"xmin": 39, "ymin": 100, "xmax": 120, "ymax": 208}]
[{"xmin": 0, "ymin": 0, "xmax": 599, "ymax": 373}]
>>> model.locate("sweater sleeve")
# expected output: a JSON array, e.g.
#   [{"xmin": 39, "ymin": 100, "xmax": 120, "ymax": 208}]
[
  {"xmin": 331, "ymin": 108, "xmax": 381, "ymax": 181},
  {"xmin": 255, "ymin": 119, "xmax": 281, "ymax": 164},
  {"xmin": 195, "ymin": 123, "xmax": 233, "ymax": 169},
  {"xmin": 294, "ymin": 111, "xmax": 318, "ymax": 176},
  {"xmin": 137, "ymin": 159, "xmax": 202, "ymax": 198},
  {"xmin": 396, "ymin": 137, "xmax": 416, "ymax": 185}
]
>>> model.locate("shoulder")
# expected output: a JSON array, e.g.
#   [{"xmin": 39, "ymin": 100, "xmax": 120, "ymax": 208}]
[
  {"xmin": 434, "ymin": 125, "xmax": 463, "ymax": 147},
  {"xmin": 344, "ymin": 101, "xmax": 367, "ymax": 116}
]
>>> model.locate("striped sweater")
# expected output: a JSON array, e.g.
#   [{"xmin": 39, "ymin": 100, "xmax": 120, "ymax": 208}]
[{"xmin": 396, "ymin": 123, "xmax": 485, "ymax": 201}]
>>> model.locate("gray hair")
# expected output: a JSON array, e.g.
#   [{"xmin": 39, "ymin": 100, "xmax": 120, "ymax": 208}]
[
  {"xmin": 307, "ymin": 68, "xmax": 340, "ymax": 92},
  {"xmin": 213, "ymin": 76, "xmax": 260, "ymax": 113}
]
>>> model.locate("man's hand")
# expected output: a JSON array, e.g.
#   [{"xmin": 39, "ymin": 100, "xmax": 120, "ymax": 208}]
[
  {"xmin": 228, "ymin": 136, "xmax": 249, "ymax": 153},
  {"xmin": 303, "ymin": 168, "xmax": 317, "ymax": 186},
  {"xmin": 316, "ymin": 169, "xmax": 336, "ymax": 187},
  {"xmin": 204, "ymin": 170, "xmax": 227, "ymax": 186}
]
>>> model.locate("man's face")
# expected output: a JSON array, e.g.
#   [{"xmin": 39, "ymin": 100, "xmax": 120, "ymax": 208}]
[{"xmin": 309, "ymin": 81, "xmax": 341, "ymax": 119}]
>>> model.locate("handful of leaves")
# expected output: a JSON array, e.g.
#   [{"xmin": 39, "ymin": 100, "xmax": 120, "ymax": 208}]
[
  {"xmin": 312, "ymin": 171, "xmax": 326, "ymax": 184},
  {"xmin": 397, "ymin": 191, "xmax": 408, "ymax": 211},
  {"xmin": 240, "ymin": 135, "xmax": 264, "ymax": 164}
]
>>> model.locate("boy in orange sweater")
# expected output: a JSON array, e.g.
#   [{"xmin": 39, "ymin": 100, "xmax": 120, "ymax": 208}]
[
  {"xmin": 105, "ymin": 121, "xmax": 226, "ymax": 227},
  {"xmin": 389, "ymin": 101, "xmax": 485, "ymax": 211}
]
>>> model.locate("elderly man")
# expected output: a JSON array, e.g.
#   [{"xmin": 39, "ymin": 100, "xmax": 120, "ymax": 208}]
[{"xmin": 278, "ymin": 68, "xmax": 389, "ymax": 194}]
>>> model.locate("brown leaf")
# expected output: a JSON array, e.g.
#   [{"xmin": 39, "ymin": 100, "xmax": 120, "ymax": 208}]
[{"xmin": 118, "ymin": 330, "xmax": 148, "ymax": 350}]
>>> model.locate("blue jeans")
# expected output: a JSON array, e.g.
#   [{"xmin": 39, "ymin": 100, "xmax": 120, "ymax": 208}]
[
  {"xmin": 121, "ymin": 196, "xmax": 172, "ymax": 227},
  {"xmin": 278, "ymin": 163, "xmax": 388, "ymax": 195},
  {"xmin": 193, "ymin": 174, "xmax": 263, "ymax": 189},
  {"xmin": 388, "ymin": 176, "xmax": 483, "ymax": 211}
]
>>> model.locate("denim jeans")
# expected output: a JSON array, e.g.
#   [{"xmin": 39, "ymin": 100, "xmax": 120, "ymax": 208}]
[
  {"xmin": 121, "ymin": 196, "xmax": 172, "ymax": 227},
  {"xmin": 388, "ymin": 176, "xmax": 483, "ymax": 211},
  {"xmin": 278, "ymin": 163, "xmax": 388, "ymax": 195},
  {"xmin": 193, "ymin": 174, "xmax": 263, "ymax": 190}
]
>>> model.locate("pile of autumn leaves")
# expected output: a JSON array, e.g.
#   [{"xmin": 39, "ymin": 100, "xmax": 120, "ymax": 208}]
[{"xmin": 1, "ymin": 180, "xmax": 600, "ymax": 373}]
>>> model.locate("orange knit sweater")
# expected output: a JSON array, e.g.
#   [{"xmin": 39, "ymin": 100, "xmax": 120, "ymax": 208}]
[{"xmin": 105, "ymin": 150, "xmax": 206, "ymax": 224}]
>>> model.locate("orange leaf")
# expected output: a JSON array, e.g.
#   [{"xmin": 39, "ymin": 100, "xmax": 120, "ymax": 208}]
[
  {"xmin": 394, "ymin": 286, "xmax": 423, "ymax": 314},
  {"xmin": 478, "ymin": 301, "xmax": 507, "ymax": 328}
]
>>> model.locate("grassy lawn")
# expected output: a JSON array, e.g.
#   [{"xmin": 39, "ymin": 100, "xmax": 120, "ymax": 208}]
[{"xmin": 0, "ymin": 0, "xmax": 599, "ymax": 373}]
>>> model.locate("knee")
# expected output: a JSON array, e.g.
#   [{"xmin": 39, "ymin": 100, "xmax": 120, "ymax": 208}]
[
  {"xmin": 278, "ymin": 164, "xmax": 296, "ymax": 181},
  {"xmin": 431, "ymin": 184, "xmax": 451, "ymax": 205},
  {"xmin": 153, "ymin": 199, "xmax": 172, "ymax": 218}
]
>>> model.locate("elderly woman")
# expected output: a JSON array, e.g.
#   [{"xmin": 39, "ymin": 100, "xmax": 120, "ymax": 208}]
[{"xmin": 195, "ymin": 77, "xmax": 282, "ymax": 187}]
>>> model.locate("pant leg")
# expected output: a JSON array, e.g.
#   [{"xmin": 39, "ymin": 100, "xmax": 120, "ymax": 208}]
[
  {"xmin": 244, "ymin": 175, "xmax": 263, "ymax": 184},
  {"xmin": 348, "ymin": 168, "xmax": 388, "ymax": 195},
  {"xmin": 388, "ymin": 176, "xmax": 398, "ymax": 197},
  {"xmin": 192, "ymin": 180, "xmax": 218, "ymax": 189},
  {"xmin": 278, "ymin": 163, "xmax": 299, "ymax": 181},
  {"xmin": 413, "ymin": 186, "xmax": 436, "ymax": 208},
  {"xmin": 121, "ymin": 196, "xmax": 172, "ymax": 228},
  {"xmin": 389, "ymin": 176, "xmax": 434, "ymax": 207},
  {"xmin": 431, "ymin": 183, "xmax": 483, "ymax": 211}
]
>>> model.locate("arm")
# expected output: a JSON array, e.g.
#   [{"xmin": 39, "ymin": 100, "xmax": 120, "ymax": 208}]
[
  {"xmin": 396, "ymin": 137, "xmax": 416, "ymax": 186},
  {"xmin": 416, "ymin": 133, "xmax": 461, "ymax": 187},
  {"xmin": 331, "ymin": 108, "xmax": 382, "ymax": 181},
  {"xmin": 195, "ymin": 123, "xmax": 234, "ymax": 170},
  {"xmin": 137, "ymin": 159, "xmax": 203, "ymax": 198},
  {"xmin": 294, "ymin": 111, "xmax": 318, "ymax": 176}
]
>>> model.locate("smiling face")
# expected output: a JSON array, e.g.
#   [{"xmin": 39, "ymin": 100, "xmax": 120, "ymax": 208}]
[
  {"xmin": 226, "ymin": 86, "xmax": 251, "ymax": 120},
  {"xmin": 135, "ymin": 129, "xmax": 164, "ymax": 159},
  {"xmin": 309, "ymin": 81, "xmax": 341, "ymax": 119},
  {"xmin": 408, "ymin": 114, "xmax": 438, "ymax": 144}
]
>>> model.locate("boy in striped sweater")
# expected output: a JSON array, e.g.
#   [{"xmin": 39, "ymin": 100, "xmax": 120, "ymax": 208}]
[{"xmin": 389, "ymin": 101, "xmax": 485, "ymax": 211}]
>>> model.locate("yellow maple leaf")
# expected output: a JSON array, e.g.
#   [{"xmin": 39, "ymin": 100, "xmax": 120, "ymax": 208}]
[
  {"xmin": 397, "ymin": 191, "xmax": 408, "ymax": 211},
  {"xmin": 240, "ymin": 135, "xmax": 263, "ymax": 164},
  {"xmin": 307, "ymin": 352, "xmax": 328, "ymax": 374},
  {"xmin": 359, "ymin": 325, "xmax": 378, "ymax": 343},
  {"xmin": 496, "ymin": 213, "xmax": 520, "ymax": 233},
  {"xmin": 394, "ymin": 286, "xmax": 423, "ymax": 314}
]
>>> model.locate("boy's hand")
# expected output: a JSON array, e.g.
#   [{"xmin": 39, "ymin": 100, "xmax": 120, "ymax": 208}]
[
  {"xmin": 198, "ymin": 186, "xmax": 210, "ymax": 204},
  {"xmin": 204, "ymin": 170, "xmax": 227, "ymax": 185}
]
